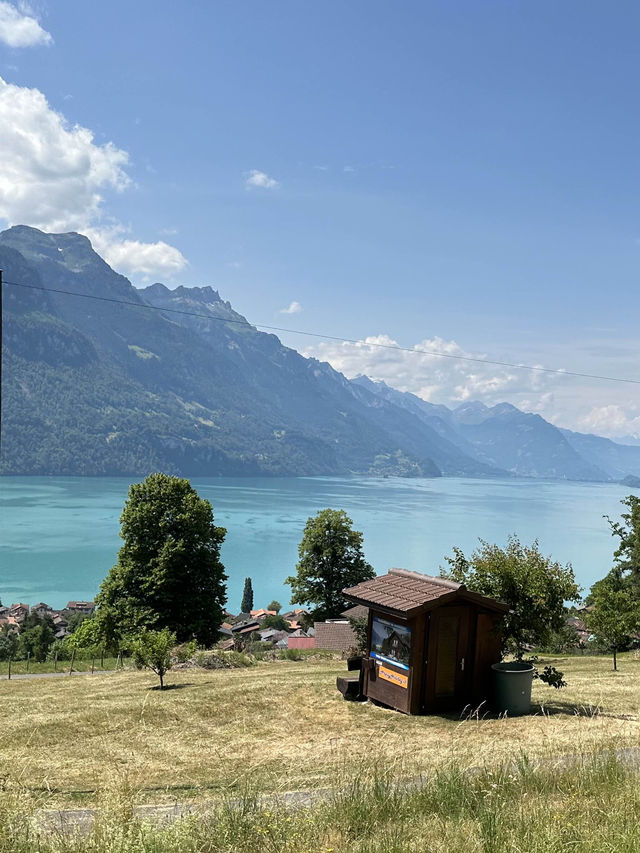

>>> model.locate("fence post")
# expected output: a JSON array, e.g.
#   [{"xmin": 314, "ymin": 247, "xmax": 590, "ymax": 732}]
[
  {"xmin": 7, "ymin": 658, "xmax": 11, "ymax": 680},
  {"xmin": 91, "ymin": 656, "xmax": 95, "ymax": 675},
  {"xmin": 69, "ymin": 648, "xmax": 76, "ymax": 675},
  {"xmin": 54, "ymin": 650, "xmax": 58, "ymax": 672},
  {"xmin": 26, "ymin": 652, "xmax": 30, "ymax": 673}
]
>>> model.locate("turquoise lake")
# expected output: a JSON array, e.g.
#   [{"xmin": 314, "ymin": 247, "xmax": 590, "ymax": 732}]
[{"xmin": 0, "ymin": 476, "xmax": 637, "ymax": 611}]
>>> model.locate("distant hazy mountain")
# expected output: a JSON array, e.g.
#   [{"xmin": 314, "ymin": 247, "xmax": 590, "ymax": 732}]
[
  {"xmin": 560, "ymin": 429, "xmax": 640, "ymax": 480},
  {"xmin": 353, "ymin": 379, "xmax": 615, "ymax": 481},
  {"xmin": 1, "ymin": 225, "xmax": 637, "ymax": 483}
]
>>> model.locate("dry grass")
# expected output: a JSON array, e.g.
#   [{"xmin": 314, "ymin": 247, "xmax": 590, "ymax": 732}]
[{"xmin": 1, "ymin": 653, "xmax": 639, "ymax": 808}]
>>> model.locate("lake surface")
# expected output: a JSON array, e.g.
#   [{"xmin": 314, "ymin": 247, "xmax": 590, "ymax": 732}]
[{"xmin": 0, "ymin": 476, "xmax": 637, "ymax": 611}]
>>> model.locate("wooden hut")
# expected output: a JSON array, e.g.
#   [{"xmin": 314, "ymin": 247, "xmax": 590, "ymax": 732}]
[{"xmin": 341, "ymin": 568, "xmax": 508, "ymax": 714}]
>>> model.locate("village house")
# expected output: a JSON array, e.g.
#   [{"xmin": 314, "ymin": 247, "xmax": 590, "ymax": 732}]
[
  {"xmin": 65, "ymin": 601, "xmax": 95, "ymax": 615},
  {"xmin": 9, "ymin": 603, "xmax": 29, "ymax": 623},
  {"xmin": 32, "ymin": 602, "xmax": 54, "ymax": 619},
  {"xmin": 52, "ymin": 613, "xmax": 69, "ymax": 639},
  {"xmin": 0, "ymin": 615, "xmax": 20, "ymax": 634},
  {"xmin": 249, "ymin": 609, "xmax": 277, "ymax": 619}
]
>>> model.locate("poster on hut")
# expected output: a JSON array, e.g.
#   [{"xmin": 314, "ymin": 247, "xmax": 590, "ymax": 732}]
[{"xmin": 370, "ymin": 617, "xmax": 411, "ymax": 671}]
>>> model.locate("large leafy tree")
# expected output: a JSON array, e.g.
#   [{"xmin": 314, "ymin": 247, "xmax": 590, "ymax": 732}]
[
  {"xmin": 96, "ymin": 473, "xmax": 227, "ymax": 646},
  {"xmin": 286, "ymin": 508, "xmax": 375, "ymax": 620},
  {"xmin": 585, "ymin": 495, "xmax": 640, "ymax": 669},
  {"xmin": 443, "ymin": 536, "xmax": 581, "ymax": 658},
  {"xmin": 586, "ymin": 571, "xmax": 640, "ymax": 670},
  {"xmin": 605, "ymin": 495, "xmax": 640, "ymax": 590}
]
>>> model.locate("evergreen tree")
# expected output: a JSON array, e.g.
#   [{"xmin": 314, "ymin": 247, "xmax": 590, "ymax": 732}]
[
  {"xmin": 241, "ymin": 577, "xmax": 254, "ymax": 614},
  {"xmin": 96, "ymin": 473, "xmax": 227, "ymax": 646},
  {"xmin": 286, "ymin": 509, "xmax": 375, "ymax": 620}
]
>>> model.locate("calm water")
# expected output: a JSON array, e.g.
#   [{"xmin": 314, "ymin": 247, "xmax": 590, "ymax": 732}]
[{"xmin": 0, "ymin": 476, "xmax": 637, "ymax": 611}]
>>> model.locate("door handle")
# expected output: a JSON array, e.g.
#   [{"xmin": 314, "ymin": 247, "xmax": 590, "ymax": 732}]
[{"xmin": 460, "ymin": 657, "xmax": 465, "ymax": 672}]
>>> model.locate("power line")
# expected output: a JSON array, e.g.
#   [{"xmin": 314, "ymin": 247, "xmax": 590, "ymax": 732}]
[{"xmin": 3, "ymin": 277, "xmax": 640, "ymax": 386}]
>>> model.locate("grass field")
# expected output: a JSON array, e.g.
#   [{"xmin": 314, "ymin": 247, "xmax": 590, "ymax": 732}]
[
  {"xmin": 0, "ymin": 656, "xmax": 120, "ymax": 676},
  {"xmin": 3, "ymin": 752, "xmax": 640, "ymax": 852},
  {"xmin": 1, "ymin": 653, "xmax": 640, "ymax": 812}
]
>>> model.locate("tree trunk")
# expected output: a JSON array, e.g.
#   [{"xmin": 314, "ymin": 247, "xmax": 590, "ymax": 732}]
[
  {"xmin": 613, "ymin": 648, "xmax": 617, "ymax": 671},
  {"xmin": 159, "ymin": 671, "xmax": 164, "ymax": 690}
]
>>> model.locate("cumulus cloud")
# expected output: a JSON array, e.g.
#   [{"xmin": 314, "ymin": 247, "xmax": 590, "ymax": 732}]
[
  {"xmin": 245, "ymin": 169, "xmax": 279, "ymax": 189},
  {"xmin": 0, "ymin": 76, "xmax": 187, "ymax": 279},
  {"xmin": 87, "ymin": 230, "xmax": 188, "ymax": 279},
  {"xmin": 303, "ymin": 333, "xmax": 640, "ymax": 437},
  {"xmin": 0, "ymin": 1, "xmax": 52, "ymax": 47},
  {"xmin": 304, "ymin": 333, "xmax": 556, "ymax": 410},
  {"xmin": 578, "ymin": 405, "xmax": 640, "ymax": 439},
  {"xmin": 279, "ymin": 300, "xmax": 302, "ymax": 315}
]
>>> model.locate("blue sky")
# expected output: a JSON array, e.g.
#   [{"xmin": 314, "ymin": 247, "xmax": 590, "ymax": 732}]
[{"xmin": 0, "ymin": 1, "xmax": 638, "ymax": 437}]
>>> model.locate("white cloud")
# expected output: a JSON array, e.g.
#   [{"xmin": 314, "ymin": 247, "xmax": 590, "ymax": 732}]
[
  {"xmin": 280, "ymin": 300, "xmax": 302, "ymax": 315},
  {"xmin": 0, "ymin": 76, "xmax": 187, "ymax": 279},
  {"xmin": 0, "ymin": 1, "xmax": 52, "ymax": 47},
  {"xmin": 303, "ymin": 333, "xmax": 640, "ymax": 437},
  {"xmin": 577, "ymin": 405, "xmax": 640, "ymax": 439},
  {"xmin": 305, "ymin": 333, "xmax": 557, "ymax": 411},
  {"xmin": 87, "ymin": 230, "xmax": 187, "ymax": 279},
  {"xmin": 245, "ymin": 169, "xmax": 279, "ymax": 190}
]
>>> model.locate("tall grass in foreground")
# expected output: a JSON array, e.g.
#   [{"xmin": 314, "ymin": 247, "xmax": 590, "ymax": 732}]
[{"xmin": 1, "ymin": 753, "xmax": 639, "ymax": 853}]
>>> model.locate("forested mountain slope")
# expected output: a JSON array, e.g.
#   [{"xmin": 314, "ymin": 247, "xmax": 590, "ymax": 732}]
[{"xmin": 1, "ymin": 226, "xmax": 635, "ymax": 482}]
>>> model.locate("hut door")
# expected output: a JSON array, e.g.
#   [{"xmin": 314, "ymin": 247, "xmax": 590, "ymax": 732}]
[{"xmin": 432, "ymin": 606, "xmax": 470, "ymax": 707}]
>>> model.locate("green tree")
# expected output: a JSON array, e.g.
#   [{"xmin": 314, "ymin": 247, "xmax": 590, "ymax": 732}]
[
  {"xmin": 348, "ymin": 616, "xmax": 368, "ymax": 654},
  {"xmin": 96, "ymin": 474, "xmax": 227, "ymax": 646},
  {"xmin": 587, "ymin": 571, "xmax": 640, "ymax": 670},
  {"xmin": 241, "ymin": 578, "xmax": 254, "ymax": 614},
  {"xmin": 132, "ymin": 628, "xmax": 176, "ymax": 690},
  {"xmin": 443, "ymin": 536, "xmax": 581, "ymax": 658},
  {"xmin": 68, "ymin": 616, "xmax": 102, "ymax": 655},
  {"xmin": 267, "ymin": 600, "xmax": 282, "ymax": 614},
  {"xmin": 286, "ymin": 509, "xmax": 375, "ymax": 620},
  {"xmin": 261, "ymin": 614, "xmax": 289, "ymax": 630},
  {"xmin": 605, "ymin": 496, "xmax": 640, "ymax": 591},
  {"xmin": 18, "ymin": 621, "xmax": 55, "ymax": 662},
  {"xmin": 0, "ymin": 625, "xmax": 18, "ymax": 661}
]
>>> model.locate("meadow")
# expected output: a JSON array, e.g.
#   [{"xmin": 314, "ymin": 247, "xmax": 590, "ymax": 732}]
[{"xmin": 1, "ymin": 653, "xmax": 640, "ymax": 811}]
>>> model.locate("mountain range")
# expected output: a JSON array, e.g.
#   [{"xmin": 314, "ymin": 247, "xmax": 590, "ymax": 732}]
[{"xmin": 1, "ymin": 225, "xmax": 639, "ymax": 483}]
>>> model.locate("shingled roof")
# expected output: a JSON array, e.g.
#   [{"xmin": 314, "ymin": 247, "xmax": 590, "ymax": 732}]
[{"xmin": 343, "ymin": 568, "xmax": 508, "ymax": 617}]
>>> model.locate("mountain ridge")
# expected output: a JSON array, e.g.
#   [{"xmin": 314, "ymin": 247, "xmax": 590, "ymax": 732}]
[{"xmin": 1, "ymin": 225, "xmax": 639, "ymax": 483}]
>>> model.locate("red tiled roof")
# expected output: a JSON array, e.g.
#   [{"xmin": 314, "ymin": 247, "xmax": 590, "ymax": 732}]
[{"xmin": 343, "ymin": 568, "xmax": 507, "ymax": 616}]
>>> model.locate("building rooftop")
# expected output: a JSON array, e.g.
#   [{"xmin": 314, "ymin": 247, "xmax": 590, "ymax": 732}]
[{"xmin": 343, "ymin": 567, "xmax": 508, "ymax": 617}]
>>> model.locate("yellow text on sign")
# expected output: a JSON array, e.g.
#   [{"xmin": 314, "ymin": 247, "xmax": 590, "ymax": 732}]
[{"xmin": 378, "ymin": 665, "xmax": 408, "ymax": 689}]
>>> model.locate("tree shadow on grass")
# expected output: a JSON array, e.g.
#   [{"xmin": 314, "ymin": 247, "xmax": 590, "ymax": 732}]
[
  {"xmin": 533, "ymin": 701, "xmax": 636, "ymax": 721},
  {"xmin": 147, "ymin": 683, "xmax": 194, "ymax": 691}
]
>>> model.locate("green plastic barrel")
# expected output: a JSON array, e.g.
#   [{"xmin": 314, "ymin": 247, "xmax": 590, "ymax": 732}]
[{"xmin": 491, "ymin": 661, "xmax": 534, "ymax": 716}]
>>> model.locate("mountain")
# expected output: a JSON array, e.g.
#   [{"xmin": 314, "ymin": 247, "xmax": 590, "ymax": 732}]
[
  {"xmin": 560, "ymin": 429, "xmax": 640, "ymax": 481},
  {"xmin": 352, "ymin": 379, "xmax": 629, "ymax": 482},
  {"xmin": 1, "ymin": 225, "xmax": 445, "ymax": 477},
  {"xmin": 1, "ymin": 225, "xmax": 636, "ymax": 483}
]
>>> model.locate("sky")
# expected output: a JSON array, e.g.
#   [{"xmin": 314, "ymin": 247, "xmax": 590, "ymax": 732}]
[{"xmin": 0, "ymin": 1, "xmax": 638, "ymax": 439}]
